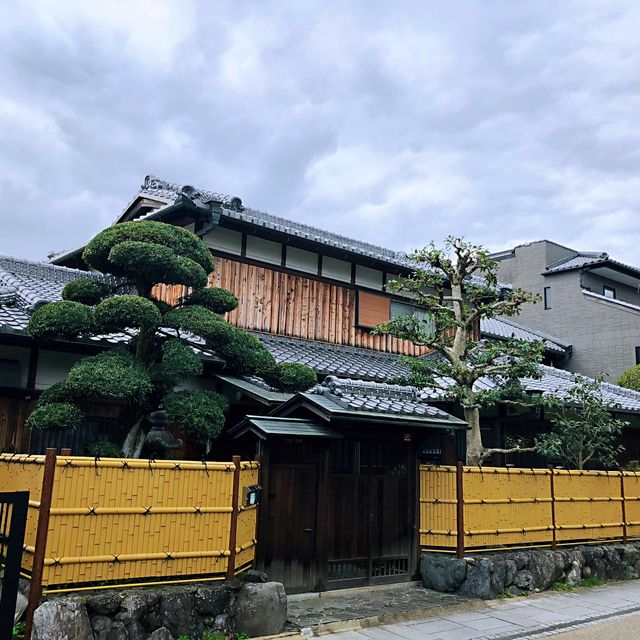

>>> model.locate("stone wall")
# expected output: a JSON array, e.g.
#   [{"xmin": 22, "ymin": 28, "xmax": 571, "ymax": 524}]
[
  {"xmin": 421, "ymin": 542, "xmax": 640, "ymax": 599},
  {"xmin": 31, "ymin": 575, "xmax": 287, "ymax": 640}
]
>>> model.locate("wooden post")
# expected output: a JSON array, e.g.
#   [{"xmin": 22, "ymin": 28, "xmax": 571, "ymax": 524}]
[
  {"xmin": 620, "ymin": 471, "xmax": 628, "ymax": 543},
  {"xmin": 253, "ymin": 454, "xmax": 262, "ymax": 569},
  {"xmin": 456, "ymin": 461, "xmax": 465, "ymax": 559},
  {"xmin": 226, "ymin": 455, "xmax": 241, "ymax": 580},
  {"xmin": 25, "ymin": 448, "xmax": 57, "ymax": 640},
  {"xmin": 548, "ymin": 465, "xmax": 557, "ymax": 551}
]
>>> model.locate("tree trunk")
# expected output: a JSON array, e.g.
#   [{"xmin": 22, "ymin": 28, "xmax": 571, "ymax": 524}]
[
  {"xmin": 464, "ymin": 406, "xmax": 483, "ymax": 465},
  {"xmin": 122, "ymin": 416, "xmax": 144, "ymax": 458}
]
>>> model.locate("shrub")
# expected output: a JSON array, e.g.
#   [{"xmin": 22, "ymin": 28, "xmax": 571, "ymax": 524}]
[
  {"xmin": 65, "ymin": 351, "xmax": 152, "ymax": 402},
  {"xmin": 165, "ymin": 390, "xmax": 229, "ymax": 441},
  {"xmin": 27, "ymin": 300, "xmax": 94, "ymax": 340},
  {"xmin": 83, "ymin": 220, "xmax": 214, "ymax": 275},
  {"xmin": 618, "ymin": 365, "xmax": 640, "ymax": 392},
  {"xmin": 164, "ymin": 306, "xmax": 235, "ymax": 346},
  {"xmin": 37, "ymin": 382, "xmax": 74, "ymax": 406},
  {"xmin": 94, "ymin": 295, "xmax": 162, "ymax": 331},
  {"xmin": 86, "ymin": 441, "xmax": 123, "ymax": 458},
  {"xmin": 182, "ymin": 287, "xmax": 239, "ymax": 314},
  {"xmin": 62, "ymin": 279, "xmax": 113, "ymax": 305},
  {"xmin": 216, "ymin": 328, "xmax": 267, "ymax": 375},
  {"xmin": 274, "ymin": 362, "xmax": 317, "ymax": 392},
  {"xmin": 27, "ymin": 402, "xmax": 84, "ymax": 431},
  {"xmin": 158, "ymin": 339, "xmax": 203, "ymax": 382}
]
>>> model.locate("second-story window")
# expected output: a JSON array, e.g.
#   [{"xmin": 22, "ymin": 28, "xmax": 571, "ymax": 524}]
[
  {"xmin": 391, "ymin": 301, "xmax": 435, "ymax": 337},
  {"xmin": 636, "ymin": 346, "xmax": 640, "ymax": 365},
  {"xmin": 603, "ymin": 285, "xmax": 616, "ymax": 299},
  {"xmin": 544, "ymin": 286, "xmax": 552, "ymax": 309}
]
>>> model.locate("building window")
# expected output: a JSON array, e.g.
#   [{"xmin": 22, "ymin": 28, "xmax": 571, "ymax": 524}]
[
  {"xmin": 544, "ymin": 287, "xmax": 552, "ymax": 309},
  {"xmin": 636, "ymin": 347, "xmax": 640, "ymax": 365},
  {"xmin": 356, "ymin": 291, "xmax": 390, "ymax": 329},
  {"xmin": 603, "ymin": 285, "xmax": 616, "ymax": 299},
  {"xmin": 390, "ymin": 301, "xmax": 435, "ymax": 336}
]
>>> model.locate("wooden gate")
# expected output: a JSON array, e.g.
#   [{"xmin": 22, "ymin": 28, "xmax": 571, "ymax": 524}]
[
  {"xmin": 327, "ymin": 440, "xmax": 411, "ymax": 588},
  {"xmin": 0, "ymin": 491, "xmax": 28, "ymax": 640}
]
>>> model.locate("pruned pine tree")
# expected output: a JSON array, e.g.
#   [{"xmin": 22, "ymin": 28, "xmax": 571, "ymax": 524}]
[
  {"xmin": 26, "ymin": 221, "xmax": 316, "ymax": 457},
  {"xmin": 375, "ymin": 237, "xmax": 544, "ymax": 465}
]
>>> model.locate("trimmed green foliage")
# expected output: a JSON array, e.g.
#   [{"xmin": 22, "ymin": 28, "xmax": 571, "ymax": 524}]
[
  {"xmin": 37, "ymin": 381, "xmax": 74, "ymax": 406},
  {"xmin": 150, "ymin": 298, "xmax": 173, "ymax": 315},
  {"xmin": 27, "ymin": 402, "xmax": 84, "ymax": 431},
  {"xmin": 94, "ymin": 295, "xmax": 162, "ymax": 331},
  {"xmin": 27, "ymin": 300, "xmax": 94, "ymax": 340},
  {"xmin": 164, "ymin": 305, "xmax": 235, "ymax": 345},
  {"xmin": 274, "ymin": 362, "xmax": 317, "ymax": 392},
  {"xmin": 580, "ymin": 577, "xmax": 602, "ymax": 588},
  {"xmin": 551, "ymin": 581, "xmax": 574, "ymax": 591},
  {"xmin": 83, "ymin": 220, "xmax": 214, "ymax": 275},
  {"xmin": 87, "ymin": 440, "xmax": 123, "ymax": 458},
  {"xmin": 62, "ymin": 279, "xmax": 113, "ymax": 305},
  {"xmin": 618, "ymin": 365, "xmax": 640, "ymax": 392},
  {"xmin": 183, "ymin": 287, "xmax": 239, "ymax": 314},
  {"xmin": 108, "ymin": 241, "xmax": 208, "ymax": 289},
  {"xmin": 159, "ymin": 339, "xmax": 203, "ymax": 382},
  {"xmin": 65, "ymin": 351, "xmax": 152, "ymax": 402},
  {"xmin": 216, "ymin": 328, "xmax": 268, "ymax": 375},
  {"xmin": 165, "ymin": 390, "xmax": 229, "ymax": 441},
  {"xmin": 254, "ymin": 349, "xmax": 279, "ymax": 383}
]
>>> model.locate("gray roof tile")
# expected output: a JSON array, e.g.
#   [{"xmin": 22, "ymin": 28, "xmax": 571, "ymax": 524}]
[{"xmin": 480, "ymin": 316, "xmax": 570, "ymax": 354}]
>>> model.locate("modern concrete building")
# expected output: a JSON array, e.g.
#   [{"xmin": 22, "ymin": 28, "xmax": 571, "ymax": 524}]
[{"xmin": 492, "ymin": 240, "xmax": 640, "ymax": 381}]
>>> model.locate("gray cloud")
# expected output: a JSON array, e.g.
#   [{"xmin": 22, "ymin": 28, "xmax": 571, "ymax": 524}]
[{"xmin": 1, "ymin": 0, "xmax": 640, "ymax": 264}]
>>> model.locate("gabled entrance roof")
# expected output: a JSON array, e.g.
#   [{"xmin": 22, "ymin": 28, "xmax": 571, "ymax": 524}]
[{"xmin": 229, "ymin": 416, "xmax": 342, "ymax": 439}]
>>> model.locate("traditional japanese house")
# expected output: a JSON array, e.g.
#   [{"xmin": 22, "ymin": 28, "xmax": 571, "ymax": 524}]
[{"xmin": 2, "ymin": 175, "xmax": 640, "ymax": 592}]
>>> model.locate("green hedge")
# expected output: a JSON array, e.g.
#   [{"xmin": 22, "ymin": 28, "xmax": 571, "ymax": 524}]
[
  {"xmin": 618, "ymin": 365, "xmax": 640, "ymax": 392},
  {"xmin": 62, "ymin": 279, "xmax": 113, "ymax": 305},
  {"xmin": 94, "ymin": 295, "xmax": 162, "ymax": 331}
]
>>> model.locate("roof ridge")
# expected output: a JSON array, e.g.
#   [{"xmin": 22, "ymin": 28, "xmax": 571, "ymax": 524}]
[
  {"xmin": 485, "ymin": 316, "xmax": 571, "ymax": 349},
  {"xmin": 0, "ymin": 255, "xmax": 108, "ymax": 280}
]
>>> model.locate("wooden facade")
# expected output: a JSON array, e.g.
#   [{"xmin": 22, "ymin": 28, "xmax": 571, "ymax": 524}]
[{"xmin": 155, "ymin": 254, "xmax": 431, "ymax": 356}]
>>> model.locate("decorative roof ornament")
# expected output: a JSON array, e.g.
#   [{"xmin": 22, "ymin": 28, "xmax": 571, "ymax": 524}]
[{"xmin": 141, "ymin": 175, "xmax": 244, "ymax": 211}]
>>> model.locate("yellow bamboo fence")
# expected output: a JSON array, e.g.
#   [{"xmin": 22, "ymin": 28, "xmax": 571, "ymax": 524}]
[
  {"xmin": 0, "ymin": 451, "xmax": 260, "ymax": 594},
  {"xmin": 420, "ymin": 464, "xmax": 640, "ymax": 557}
]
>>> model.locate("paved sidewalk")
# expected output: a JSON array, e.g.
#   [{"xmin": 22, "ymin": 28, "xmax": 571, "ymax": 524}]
[{"xmin": 322, "ymin": 580, "xmax": 640, "ymax": 640}]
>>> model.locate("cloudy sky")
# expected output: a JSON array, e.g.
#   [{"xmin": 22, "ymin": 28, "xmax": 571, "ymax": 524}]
[{"xmin": 2, "ymin": 1, "xmax": 640, "ymax": 264}]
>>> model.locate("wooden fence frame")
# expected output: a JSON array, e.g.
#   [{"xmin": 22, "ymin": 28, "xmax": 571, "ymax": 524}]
[{"xmin": 420, "ymin": 464, "xmax": 640, "ymax": 559}]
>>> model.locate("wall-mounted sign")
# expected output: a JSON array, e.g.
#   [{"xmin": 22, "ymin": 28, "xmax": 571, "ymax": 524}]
[{"xmin": 243, "ymin": 484, "xmax": 262, "ymax": 507}]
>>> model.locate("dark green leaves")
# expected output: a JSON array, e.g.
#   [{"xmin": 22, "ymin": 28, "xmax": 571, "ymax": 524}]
[
  {"xmin": 272, "ymin": 362, "xmax": 317, "ymax": 392},
  {"xmin": 182, "ymin": 287, "xmax": 239, "ymax": 314},
  {"xmin": 62, "ymin": 279, "xmax": 113, "ymax": 305},
  {"xmin": 94, "ymin": 295, "xmax": 162, "ymax": 331},
  {"xmin": 27, "ymin": 300, "xmax": 94, "ymax": 340},
  {"xmin": 27, "ymin": 402, "xmax": 84, "ymax": 431},
  {"xmin": 65, "ymin": 351, "xmax": 152, "ymax": 402},
  {"xmin": 617, "ymin": 365, "xmax": 640, "ymax": 392},
  {"xmin": 164, "ymin": 390, "xmax": 228, "ymax": 442}
]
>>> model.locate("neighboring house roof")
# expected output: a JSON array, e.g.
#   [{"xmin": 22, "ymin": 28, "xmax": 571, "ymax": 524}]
[
  {"xmin": 480, "ymin": 317, "xmax": 570, "ymax": 355},
  {"xmin": 545, "ymin": 251, "xmax": 640, "ymax": 277}
]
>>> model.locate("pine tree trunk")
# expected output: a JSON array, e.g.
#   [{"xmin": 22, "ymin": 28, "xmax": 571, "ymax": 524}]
[
  {"xmin": 464, "ymin": 406, "xmax": 483, "ymax": 465},
  {"xmin": 122, "ymin": 416, "xmax": 144, "ymax": 458}
]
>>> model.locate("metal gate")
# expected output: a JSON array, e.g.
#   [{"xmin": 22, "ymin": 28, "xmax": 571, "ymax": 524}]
[{"xmin": 0, "ymin": 491, "xmax": 28, "ymax": 640}]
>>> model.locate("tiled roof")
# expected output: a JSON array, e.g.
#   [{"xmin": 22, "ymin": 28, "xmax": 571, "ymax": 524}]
[
  {"xmin": 138, "ymin": 176, "xmax": 416, "ymax": 269},
  {"xmin": 480, "ymin": 317, "xmax": 570, "ymax": 354},
  {"xmin": 310, "ymin": 376, "xmax": 461, "ymax": 422},
  {"xmin": 256, "ymin": 332, "xmax": 410, "ymax": 382},
  {"xmin": 545, "ymin": 251, "xmax": 640, "ymax": 277}
]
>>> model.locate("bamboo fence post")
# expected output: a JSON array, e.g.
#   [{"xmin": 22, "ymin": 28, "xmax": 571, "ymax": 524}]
[
  {"xmin": 620, "ymin": 471, "xmax": 628, "ymax": 543},
  {"xmin": 456, "ymin": 461, "xmax": 465, "ymax": 559},
  {"xmin": 25, "ymin": 448, "xmax": 57, "ymax": 640},
  {"xmin": 548, "ymin": 465, "xmax": 557, "ymax": 550},
  {"xmin": 226, "ymin": 455, "xmax": 241, "ymax": 579},
  {"xmin": 253, "ymin": 454, "xmax": 262, "ymax": 569}
]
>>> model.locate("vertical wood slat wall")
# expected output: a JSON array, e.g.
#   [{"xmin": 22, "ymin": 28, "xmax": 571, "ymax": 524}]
[
  {"xmin": 0, "ymin": 454, "xmax": 259, "ymax": 590},
  {"xmin": 420, "ymin": 465, "xmax": 640, "ymax": 553},
  {"xmin": 154, "ymin": 256, "xmax": 430, "ymax": 356}
]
